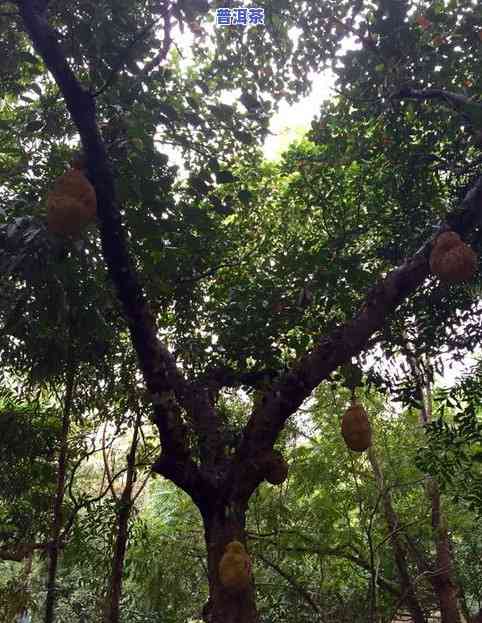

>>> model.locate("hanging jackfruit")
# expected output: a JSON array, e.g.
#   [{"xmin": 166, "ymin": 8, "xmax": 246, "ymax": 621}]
[
  {"xmin": 429, "ymin": 231, "xmax": 477, "ymax": 284},
  {"xmin": 341, "ymin": 401, "xmax": 372, "ymax": 452},
  {"xmin": 219, "ymin": 541, "xmax": 252, "ymax": 592},
  {"xmin": 263, "ymin": 450, "xmax": 288, "ymax": 485},
  {"xmin": 47, "ymin": 168, "xmax": 97, "ymax": 237}
]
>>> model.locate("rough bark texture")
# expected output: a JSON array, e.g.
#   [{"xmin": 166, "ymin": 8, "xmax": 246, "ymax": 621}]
[
  {"xmin": 202, "ymin": 507, "xmax": 258, "ymax": 623},
  {"xmin": 368, "ymin": 447, "xmax": 427, "ymax": 623}
]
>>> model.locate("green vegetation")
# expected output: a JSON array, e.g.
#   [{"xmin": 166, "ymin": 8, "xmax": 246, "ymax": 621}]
[{"xmin": 1, "ymin": 1, "xmax": 482, "ymax": 622}]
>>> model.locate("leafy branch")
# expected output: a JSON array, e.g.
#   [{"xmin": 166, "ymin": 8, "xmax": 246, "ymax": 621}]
[{"xmin": 17, "ymin": 0, "xmax": 223, "ymax": 500}]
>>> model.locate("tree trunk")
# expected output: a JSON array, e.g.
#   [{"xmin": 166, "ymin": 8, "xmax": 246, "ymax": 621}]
[
  {"xmin": 427, "ymin": 478, "xmax": 461, "ymax": 623},
  {"xmin": 103, "ymin": 409, "xmax": 142, "ymax": 623},
  {"xmin": 402, "ymin": 342, "xmax": 463, "ymax": 623},
  {"xmin": 201, "ymin": 505, "xmax": 258, "ymax": 623},
  {"xmin": 368, "ymin": 447, "xmax": 427, "ymax": 623},
  {"xmin": 44, "ymin": 367, "xmax": 75, "ymax": 623},
  {"xmin": 16, "ymin": 549, "xmax": 33, "ymax": 623},
  {"xmin": 104, "ymin": 490, "xmax": 132, "ymax": 623}
]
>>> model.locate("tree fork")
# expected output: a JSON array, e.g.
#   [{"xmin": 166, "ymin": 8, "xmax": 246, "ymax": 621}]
[
  {"xmin": 15, "ymin": 4, "xmax": 482, "ymax": 622},
  {"xmin": 18, "ymin": 0, "xmax": 482, "ymax": 495}
]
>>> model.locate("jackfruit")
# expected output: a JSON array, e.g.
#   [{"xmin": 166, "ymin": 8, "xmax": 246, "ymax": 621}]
[
  {"xmin": 47, "ymin": 168, "xmax": 96, "ymax": 237},
  {"xmin": 341, "ymin": 401, "xmax": 372, "ymax": 452},
  {"xmin": 263, "ymin": 450, "xmax": 288, "ymax": 485},
  {"xmin": 429, "ymin": 231, "xmax": 477, "ymax": 283},
  {"xmin": 219, "ymin": 541, "xmax": 251, "ymax": 592}
]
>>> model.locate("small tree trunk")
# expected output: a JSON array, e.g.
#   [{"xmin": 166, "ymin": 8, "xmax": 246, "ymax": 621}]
[
  {"xmin": 16, "ymin": 549, "xmax": 34, "ymax": 623},
  {"xmin": 104, "ymin": 489, "xmax": 132, "ymax": 623},
  {"xmin": 368, "ymin": 447, "xmax": 427, "ymax": 623},
  {"xmin": 201, "ymin": 505, "xmax": 258, "ymax": 623},
  {"xmin": 402, "ymin": 342, "xmax": 463, "ymax": 623},
  {"xmin": 44, "ymin": 367, "xmax": 75, "ymax": 623},
  {"xmin": 427, "ymin": 479, "xmax": 461, "ymax": 623},
  {"xmin": 103, "ymin": 409, "xmax": 142, "ymax": 623}
]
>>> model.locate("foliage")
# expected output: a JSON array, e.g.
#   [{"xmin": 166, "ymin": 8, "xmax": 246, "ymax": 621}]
[
  {"xmin": 0, "ymin": 391, "xmax": 58, "ymax": 544},
  {"xmin": 1, "ymin": 0, "xmax": 482, "ymax": 621},
  {"xmin": 417, "ymin": 362, "xmax": 482, "ymax": 513},
  {"xmin": 124, "ymin": 481, "xmax": 207, "ymax": 622}
]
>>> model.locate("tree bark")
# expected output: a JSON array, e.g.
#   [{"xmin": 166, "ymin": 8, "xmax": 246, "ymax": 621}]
[
  {"xmin": 201, "ymin": 505, "xmax": 258, "ymax": 623},
  {"xmin": 103, "ymin": 490, "xmax": 132, "ymax": 623},
  {"xmin": 368, "ymin": 447, "xmax": 427, "ymax": 623},
  {"xmin": 16, "ymin": 549, "xmax": 34, "ymax": 623}
]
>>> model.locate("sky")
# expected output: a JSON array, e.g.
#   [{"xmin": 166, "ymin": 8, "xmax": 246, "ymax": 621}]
[
  {"xmin": 167, "ymin": 18, "xmax": 339, "ymax": 166},
  {"xmin": 263, "ymin": 70, "xmax": 335, "ymax": 160}
]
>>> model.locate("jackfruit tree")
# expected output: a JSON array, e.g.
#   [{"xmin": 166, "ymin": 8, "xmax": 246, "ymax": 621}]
[{"xmin": 0, "ymin": 0, "xmax": 481, "ymax": 622}]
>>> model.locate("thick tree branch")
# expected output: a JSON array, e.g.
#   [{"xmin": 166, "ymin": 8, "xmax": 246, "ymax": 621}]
[
  {"xmin": 138, "ymin": 4, "xmax": 172, "ymax": 81},
  {"xmin": 0, "ymin": 542, "xmax": 48, "ymax": 562},
  {"xmin": 393, "ymin": 87, "xmax": 473, "ymax": 109},
  {"xmin": 233, "ymin": 174, "xmax": 482, "ymax": 499},
  {"xmin": 18, "ymin": 0, "xmax": 223, "ymax": 491},
  {"xmin": 393, "ymin": 87, "xmax": 482, "ymax": 133}
]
